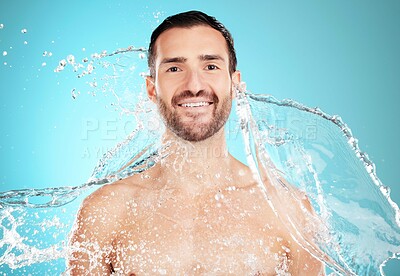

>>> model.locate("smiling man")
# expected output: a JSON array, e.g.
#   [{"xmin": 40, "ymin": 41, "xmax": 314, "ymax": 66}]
[{"xmin": 68, "ymin": 11, "xmax": 324, "ymax": 275}]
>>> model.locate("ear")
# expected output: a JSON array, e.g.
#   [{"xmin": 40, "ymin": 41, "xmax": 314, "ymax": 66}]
[
  {"xmin": 146, "ymin": 76, "xmax": 157, "ymax": 103},
  {"xmin": 231, "ymin": 70, "xmax": 241, "ymax": 98}
]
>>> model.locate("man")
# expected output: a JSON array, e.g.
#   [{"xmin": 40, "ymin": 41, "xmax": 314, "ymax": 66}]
[{"xmin": 68, "ymin": 11, "xmax": 324, "ymax": 275}]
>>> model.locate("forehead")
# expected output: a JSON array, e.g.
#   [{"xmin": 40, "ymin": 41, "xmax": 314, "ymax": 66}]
[{"xmin": 154, "ymin": 26, "xmax": 229, "ymax": 62}]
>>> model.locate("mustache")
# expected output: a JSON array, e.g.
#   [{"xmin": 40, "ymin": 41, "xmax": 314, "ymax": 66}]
[{"xmin": 171, "ymin": 90, "xmax": 219, "ymax": 106}]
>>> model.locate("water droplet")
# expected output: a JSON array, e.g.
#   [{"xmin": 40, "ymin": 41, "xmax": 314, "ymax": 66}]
[
  {"xmin": 0, "ymin": 23, "xmax": 4, "ymax": 29},
  {"xmin": 41, "ymin": 62, "xmax": 46, "ymax": 67},
  {"xmin": 89, "ymin": 81, "xmax": 97, "ymax": 88},
  {"xmin": 23, "ymin": 41, "xmax": 28, "ymax": 45},
  {"xmin": 66, "ymin": 54, "xmax": 75, "ymax": 65},
  {"xmin": 153, "ymin": 11, "xmax": 161, "ymax": 19},
  {"xmin": 54, "ymin": 59, "xmax": 67, "ymax": 72},
  {"xmin": 2, "ymin": 51, "xmax": 7, "ymax": 56},
  {"xmin": 43, "ymin": 51, "xmax": 48, "ymax": 56},
  {"xmin": 87, "ymin": 63, "xmax": 94, "ymax": 74},
  {"xmin": 215, "ymin": 192, "xmax": 224, "ymax": 201},
  {"xmin": 139, "ymin": 53, "xmax": 146, "ymax": 59},
  {"xmin": 71, "ymin": 89, "xmax": 80, "ymax": 100},
  {"xmin": 21, "ymin": 28, "xmax": 27, "ymax": 34}
]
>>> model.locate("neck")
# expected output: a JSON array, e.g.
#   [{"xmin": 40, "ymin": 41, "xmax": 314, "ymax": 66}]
[{"xmin": 158, "ymin": 128, "xmax": 234, "ymax": 190}]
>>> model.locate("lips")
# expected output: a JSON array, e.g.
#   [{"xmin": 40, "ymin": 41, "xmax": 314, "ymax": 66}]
[
  {"xmin": 178, "ymin": 101, "xmax": 212, "ymax": 108},
  {"xmin": 171, "ymin": 90, "xmax": 218, "ymax": 109}
]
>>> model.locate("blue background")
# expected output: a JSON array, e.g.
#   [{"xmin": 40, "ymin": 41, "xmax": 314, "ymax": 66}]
[{"xmin": 1, "ymin": 0, "xmax": 399, "ymax": 274}]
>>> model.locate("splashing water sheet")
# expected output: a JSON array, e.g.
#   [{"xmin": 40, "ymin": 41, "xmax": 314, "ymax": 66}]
[{"xmin": 1, "ymin": 33, "xmax": 400, "ymax": 276}]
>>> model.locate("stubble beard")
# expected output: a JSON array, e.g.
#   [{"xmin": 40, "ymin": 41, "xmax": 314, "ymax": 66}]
[{"xmin": 157, "ymin": 90, "xmax": 232, "ymax": 142}]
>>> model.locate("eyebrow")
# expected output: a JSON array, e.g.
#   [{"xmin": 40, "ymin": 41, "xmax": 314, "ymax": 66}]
[
  {"xmin": 160, "ymin": 57, "xmax": 187, "ymax": 65},
  {"xmin": 199, "ymin": 54, "xmax": 225, "ymax": 62},
  {"xmin": 160, "ymin": 54, "xmax": 225, "ymax": 65}
]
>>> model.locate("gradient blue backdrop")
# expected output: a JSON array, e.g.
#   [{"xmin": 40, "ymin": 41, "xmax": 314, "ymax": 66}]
[{"xmin": 1, "ymin": 0, "xmax": 399, "ymax": 274}]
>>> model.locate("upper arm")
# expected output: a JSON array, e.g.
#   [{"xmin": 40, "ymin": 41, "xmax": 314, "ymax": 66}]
[
  {"xmin": 67, "ymin": 186, "xmax": 120, "ymax": 275},
  {"xmin": 271, "ymin": 182, "xmax": 325, "ymax": 275},
  {"xmin": 287, "ymin": 192, "xmax": 326, "ymax": 275},
  {"xmin": 288, "ymin": 242, "xmax": 325, "ymax": 276}
]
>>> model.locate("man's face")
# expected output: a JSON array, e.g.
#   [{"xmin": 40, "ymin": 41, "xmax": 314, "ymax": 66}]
[{"xmin": 146, "ymin": 26, "xmax": 240, "ymax": 142}]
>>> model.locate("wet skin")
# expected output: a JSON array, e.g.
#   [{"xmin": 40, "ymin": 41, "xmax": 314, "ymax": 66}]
[
  {"xmin": 69, "ymin": 155, "xmax": 323, "ymax": 275},
  {"xmin": 68, "ymin": 26, "xmax": 324, "ymax": 275}
]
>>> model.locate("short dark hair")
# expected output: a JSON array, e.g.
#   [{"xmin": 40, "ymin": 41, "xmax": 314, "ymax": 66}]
[{"xmin": 147, "ymin": 10, "xmax": 237, "ymax": 77}]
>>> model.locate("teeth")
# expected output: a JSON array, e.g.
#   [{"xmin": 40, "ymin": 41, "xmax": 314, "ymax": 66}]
[{"xmin": 181, "ymin": 102, "xmax": 210, "ymax": 107}]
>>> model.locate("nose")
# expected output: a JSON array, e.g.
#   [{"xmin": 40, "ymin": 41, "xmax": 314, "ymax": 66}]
[{"xmin": 183, "ymin": 69, "xmax": 204, "ymax": 95}]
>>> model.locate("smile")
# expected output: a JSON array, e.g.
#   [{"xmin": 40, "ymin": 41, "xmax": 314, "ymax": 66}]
[{"xmin": 178, "ymin": 101, "xmax": 212, "ymax": 108}]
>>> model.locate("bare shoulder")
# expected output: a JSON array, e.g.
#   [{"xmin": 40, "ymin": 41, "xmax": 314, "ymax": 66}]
[
  {"xmin": 228, "ymin": 155, "xmax": 325, "ymax": 274},
  {"xmin": 67, "ymin": 175, "xmax": 154, "ymax": 273},
  {"xmin": 229, "ymin": 155, "xmax": 258, "ymax": 189},
  {"xmin": 83, "ymin": 178, "xmax": 140, "ymax": 206},
  {"xmin": 80, "ymin": 176, "xmax": 147, "ymax": 217},
  {"xmin": 72, "ymin": 175, "xmax": 149, "ymax": 239}
]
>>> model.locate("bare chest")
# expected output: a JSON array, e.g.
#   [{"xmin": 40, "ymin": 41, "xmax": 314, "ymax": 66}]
[{"xmin": 110, "ymin": 188, "xmax": 292, "ymax": 275}]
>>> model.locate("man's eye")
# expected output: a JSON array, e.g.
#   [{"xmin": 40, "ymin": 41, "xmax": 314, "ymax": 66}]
[
  {"xmin": 167, "ymin": 67, "xmax": 180, "ymax": 72},
  {"xmin": 206, "ymin": 64, "xmax": 218, "ymax": 70}
]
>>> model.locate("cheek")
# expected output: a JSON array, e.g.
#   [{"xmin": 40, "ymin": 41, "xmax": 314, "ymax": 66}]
[
  {"xmin": 212, "ymin": 76, "xmax": 232, "ymax": 95},
  {"xmin": 155, "ymin": 76, "xmax": 181, "ymax": 98},
  {"xmin": 155, "ymin": 83, "xmax": 171, "ymax": 102}
]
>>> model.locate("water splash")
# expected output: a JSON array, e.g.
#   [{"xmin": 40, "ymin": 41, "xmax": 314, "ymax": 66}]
[
  {"xmin": 53, "ymin": 45, "xmax": 148, "ymax": 114},
  {"xmin": 0, "ymin": 47, "xmax": 399, "ymax": 275},
  {"xmin": 236, "ymin": 90, "xmax": 400, "ymax": 275}
]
